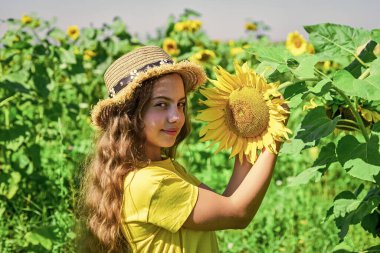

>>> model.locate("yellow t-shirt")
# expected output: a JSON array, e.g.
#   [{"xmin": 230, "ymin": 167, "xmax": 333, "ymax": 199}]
[{"xmin": 121, "ymin": 158, "xmax": 219, "ymax": 253}]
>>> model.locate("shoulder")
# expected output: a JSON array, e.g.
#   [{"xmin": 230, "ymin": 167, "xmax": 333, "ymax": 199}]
[
  {"xmin": 172, "ymin": 159, "xmax": 192, "ymax": 175},
  {"xmin": 124, "ymin": 164, "xmax": 178, "ymax": 191}
]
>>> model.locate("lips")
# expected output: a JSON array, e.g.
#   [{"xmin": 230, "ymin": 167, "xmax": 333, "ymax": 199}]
[{"xmin": 162, "ymin": 129, "xmax": 179, "ymax": 136}]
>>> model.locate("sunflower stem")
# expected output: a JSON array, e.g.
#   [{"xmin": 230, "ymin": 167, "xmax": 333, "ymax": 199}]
[
  {"xmin": 331, "ymin": 86, "xmax": 370, "ymax": 143},
  {"xmin": 337, "ymin": 119, "xmax": 359, "ymax": 126},
  {"xmin": 358, "ymin": 68, "xmax": 370, "ymax": 80},
  {"xmin": 314, "ymin": 68, "xmax": 331, "ymax": 80},
  {"xmin": 335, "ymin": 124, "xmax": 360, "ymax": 131}
]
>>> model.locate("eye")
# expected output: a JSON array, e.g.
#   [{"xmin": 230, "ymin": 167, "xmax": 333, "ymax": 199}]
[
  {"xmin": 178, "ymin": 102, "xmax": 186, "ymax": 108},
  {"xmin": 155, "ymin": 102, "xmax": 167, "ymax": 108}
]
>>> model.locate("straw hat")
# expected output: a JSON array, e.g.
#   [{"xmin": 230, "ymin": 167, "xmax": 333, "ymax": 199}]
[{"xmin": 90, "ymin": 45, "xmax": 207, "ymax": 130}]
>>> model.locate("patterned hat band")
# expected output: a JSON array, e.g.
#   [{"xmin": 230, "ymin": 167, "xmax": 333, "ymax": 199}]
[{"xmin": 108, "ymin": 59, "xmax": 174, "ymax": 98}]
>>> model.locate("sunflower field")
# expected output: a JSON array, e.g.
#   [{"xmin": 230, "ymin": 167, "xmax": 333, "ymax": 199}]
[{"xmin": 1, "ymin": 9, "xmax": 380, "ymax": 252}]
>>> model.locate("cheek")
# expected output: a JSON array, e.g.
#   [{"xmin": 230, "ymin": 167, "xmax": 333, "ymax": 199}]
[{"xmin": 143, "ymin": 111, "xmax": 164, "ymax": 130}]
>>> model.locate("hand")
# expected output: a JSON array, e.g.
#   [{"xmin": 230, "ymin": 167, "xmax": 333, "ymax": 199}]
[
  {"xmin": 234, "ymin": 154, "xmax": 253, "ymax": 169},
  {"xmin": 280, "ymin": 96, "xmax": 290, "ymax": 126}
]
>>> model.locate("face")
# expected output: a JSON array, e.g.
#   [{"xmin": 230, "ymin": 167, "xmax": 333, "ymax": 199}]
[{"xmin": 142, "ymin": 73, "xmax": 186, "ymax": 159}]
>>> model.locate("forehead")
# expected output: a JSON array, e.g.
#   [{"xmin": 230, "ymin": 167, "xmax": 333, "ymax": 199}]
[{"xmin": 152, "ymin": 73, "xmax": 185, "ymax": 97}]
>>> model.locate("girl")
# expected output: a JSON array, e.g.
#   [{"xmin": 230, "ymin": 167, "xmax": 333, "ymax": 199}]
[{"xmin": 78, "ymin": 45, "xmax": 285, "ymax": 253}]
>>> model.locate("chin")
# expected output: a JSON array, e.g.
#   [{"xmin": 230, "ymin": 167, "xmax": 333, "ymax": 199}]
[{"xmin": 160, "ymin": 139, "xmax": 177, "ymax": 148}]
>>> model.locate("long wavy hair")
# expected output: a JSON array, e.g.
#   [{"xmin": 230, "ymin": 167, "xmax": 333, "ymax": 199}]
[{"xmin": 76, "ymin": 73, "xmax": 191, "ymax": 253}]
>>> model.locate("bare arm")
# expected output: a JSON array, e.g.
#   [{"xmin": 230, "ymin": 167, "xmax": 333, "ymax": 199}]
[
  {"xmin": 183, "ymin": 142, "xmax": 281, "ymax": 230},
  {"xmin": 222, "ymin": 156, "xmax": 252, "ymax": 197},
  {"xmin": 230, "ymin": 144, "xmax": 280, "ymax": 227}
]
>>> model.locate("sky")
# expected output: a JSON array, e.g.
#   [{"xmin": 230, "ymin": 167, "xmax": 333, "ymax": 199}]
[{"xmin": 1, "ymin": 0, "xmax": 379, "ymax": 42}]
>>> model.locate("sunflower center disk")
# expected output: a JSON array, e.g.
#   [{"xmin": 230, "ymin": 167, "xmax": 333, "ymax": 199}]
[{"xmin": 225, "ymin": 87, "xmax": 270, "ymax": 138}]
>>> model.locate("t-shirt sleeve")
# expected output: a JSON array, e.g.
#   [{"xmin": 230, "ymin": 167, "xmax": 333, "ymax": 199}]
[
  {"xmin": 147, "ymin": 173, "xmax": 199, "ymax": 233},
  {"xmin": 173, "ymin": 161, "xmax": 202, "ymax": 186}
]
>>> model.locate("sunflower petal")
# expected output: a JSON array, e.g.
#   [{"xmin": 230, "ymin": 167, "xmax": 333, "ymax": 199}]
[
  {"xmin": 199, "ymin": 87, "xmax": 229, "ymax": 100},
  {"xmin": 229, "ymin": 137, "xmax": 243, "ymax": 159},
  {"xmin": 199, "ymin": 125, "xmax": 209, "ymax": 137},
  {"xmin": 209, "ymin": 78, "xmax": 233, "ymax": 93},
  {"xmin": 196, "ymin": 108, "xmax": 224, "ymax": 122},
  {"xmin": 226, "ymin": 132, "xmax": 237, "ymax": 149},
  {"xmin": 216, "ymin": 66, "xmax": 241, "ymax": 89},
  {"xmin": 201, "ymin": 98, "xmax": 227, "ymax": 107}
]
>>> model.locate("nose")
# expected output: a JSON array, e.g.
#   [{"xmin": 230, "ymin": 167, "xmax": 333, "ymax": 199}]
[{"xmin": 168, "ymin": 106, "xmax": 181, "ymax": 123}]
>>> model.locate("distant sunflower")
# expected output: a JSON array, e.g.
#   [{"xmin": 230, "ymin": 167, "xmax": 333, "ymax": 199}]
[
  {"xmin": 286, "ymin": 31, "xmax": 307, "ymax": 56},
  {"xmin": 163, "ymin": 38, "xmax": 180, "ymax": 56},
  {"xmin": 360, "ymin": 108, "xmax": 380, "ymax": 123},
  {"xmin": 83, "ymin": 49, "xmax": 97, "ymax": 61},
  {"xmin": 230, "ymin": 47, "xmax": 244, "ymax": 57},
  {"xmin": 189, "ymin": 49, "xmax": 216, "ymax": 65},
  {"xmin": 67, "ymin": 25, "xmax": 80, "ymax": 40},
  {"xmin": 245, "ymin": 22, "xmax": 257, "ymax": 31},
  {"xmin": 21, "ymin": 15, "xmax": 32, "ymax": 24},
  {"xmin": 196, "ymin": 62, "xmax": 292, "ymax": 163}
]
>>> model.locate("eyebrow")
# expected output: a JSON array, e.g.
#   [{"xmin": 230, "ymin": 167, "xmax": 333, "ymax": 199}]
[{"xmin": 151, "ymin": 96, "xmax": 186, "ymax": 102}]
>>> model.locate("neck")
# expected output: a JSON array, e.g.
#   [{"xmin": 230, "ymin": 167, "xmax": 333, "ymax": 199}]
[{"xmin": 145, "ymin": 146, "xmax": 162, "ymax": 161}]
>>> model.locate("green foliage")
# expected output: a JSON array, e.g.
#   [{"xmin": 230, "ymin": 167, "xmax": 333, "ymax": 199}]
[
  {"xmin": 1, "ymin": 13, "xmax": 379, "ymax": 252},
  {"xmin": 249, "ymin": 22, "xmax": 380, "ymax": 247}
]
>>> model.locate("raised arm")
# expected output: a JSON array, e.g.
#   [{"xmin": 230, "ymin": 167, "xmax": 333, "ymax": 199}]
[{"xmin": 183, "ymin": 142, "xmax": 281, "ymax": 231}]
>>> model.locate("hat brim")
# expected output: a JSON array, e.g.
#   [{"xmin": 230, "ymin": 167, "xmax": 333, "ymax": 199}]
[{"xmin": 91, "ymin": 61, "xmax": 207, "ymax": 130}]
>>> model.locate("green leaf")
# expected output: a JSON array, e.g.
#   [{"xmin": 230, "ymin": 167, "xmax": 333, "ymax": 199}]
[
  {"xmin": 308, "ymin": 79, "xmax": 331, "ymax": 95},
  {"xmin": 255, "ymin": 61, "xmax": 279, "ymax": 78},
  {"xmin": 283, "ymin": 82, "xmax": 309, "ymax": 108},
  {"xmin": 287, "ymin": 143, "xmax": 337, "ymax": 186},
  {"xmin": 344, "ymin": 40, "xmax": 378, "ymax": 78},
  {"xmin": 305, "ymin": 23, "xmax": 371, "ymax": 61},
  {"xmin": 333, "ymin": 70, "xmax": 380, "ymax": 101},
  {"xmin": 296, "ymin": 106, "xmax": 339, "ymax": 142},
  {"xmin": 312, "ymin": 142, "xmax": 338, "ymax": 167},
  {"xmin": 371, "ymin": 29, "xmax": 380, "ymax": 44},
  {"xmin": 25, "ymin": 232, "xmax": 52, "ymax": 250},
  {"xmin": 361, "ymin": 212, "xmax": 380, "ymax": 237},
  {"xmin": 248, "ymin": 45, "xmax": 291, "ymax": 73},
  {"xmin": 47, "ymin": 27, "xmax": 66, "ymax": 41},
  {"xmin": 292, "ymin": 55, "xmax": 320, "ymax": 79},
  {"xmin": 0, "ymin": 124, "xmax": 28, "ymax": 141},
  {"xmin": 333, "ymin": 199, "xmax": 361, "ymax": 218},
  {"xmin": 0, "ymin": 171, "xmax": 21, "ymax": 199},
  {"xmin": 110, "ymin": 16, "xmax": 127, "ymax": 35},
  {"xmin": 287, "ymin": 165, "xmax": 324, "ymax": 186},
  {"xmin": 283, "ymin": 82, "xmax": 308, "ymax": 100},
  {"xmin": 32, "ymin": 63, "xmax": 50, "ymax": 98},
  {"xmin": 345, "ymin": 159, "xmax": 380, "ymax": 182},
  {"xmin": 59, "ymin": 48, "xmax": 76, "ymax": 64},
  {"xmin": 332, "ymin": 241, "xmax": 355, "ymax": 253},
  {"xmin": 336, "ymin": 134, "xmax": 380, "ymax": 166},
  {"xmin": 336, "ymin": 134, "xmax": 380, "ymax": 182},
  {"xmin": 370, "ymin": 57, "xmax": 380, "ymax": 76},
  {"xmin": 280, "ymin": 138, "xmax": 313, "ymax": 155}
]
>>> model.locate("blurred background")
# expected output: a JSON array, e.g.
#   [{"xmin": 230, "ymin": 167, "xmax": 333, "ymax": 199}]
[
  {"xmin": 1, "ymin": 1, "xmax": 380, "ymax": 252},
  {"xmin": 1, "ymin": 0, "xmax": 380, "ymax": 41}
]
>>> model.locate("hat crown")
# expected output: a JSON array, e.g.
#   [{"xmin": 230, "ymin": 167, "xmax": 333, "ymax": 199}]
[{"xmin": 103, "ymin": 46, "xmax": 172, "ymax": 91}]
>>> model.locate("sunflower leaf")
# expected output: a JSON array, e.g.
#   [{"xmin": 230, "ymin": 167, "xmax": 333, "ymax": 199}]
[
  {"xmin": 248, "ymin": 45, "xmax": 291, "ymax": 73},
  {"xmin": 371, "ymin": 29, "xmax": 380, "ymax": 44},
  {"xmin": 308, "ymin": 79, "xmax": 332, "ymax": 95},
  {"xmin": 344, "ymin": 40, "xmax": 377, "ymax": 78},
  {"xmin": 287, "ymin": 165, "xmax": 324, "ymax": 186},
  {"xmin": 292, "ymin": 54, "xmax": 320, "ymax": 79},
  {"xmin": 345, "ymin": 159, "xmax": 380, "ymax": 183},
  {"xmin": 304, "ymin": 23, "xmax": 371, "ymax": 65},
  {"xmin": 333, "ymin": 69, "xmax": 380, "ymax": 101},
  {"xmin": 295, "ymin": 106, "xmax": 339, "ymax": 142},
  {"xmin": 336, "ymin": 134, "xmax": 380, "ymax": 183}
]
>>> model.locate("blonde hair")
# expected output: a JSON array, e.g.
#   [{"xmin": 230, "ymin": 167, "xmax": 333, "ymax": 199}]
[{"xmin": 76, "ymin": 74, "xmax": 191, "ymax": 252}]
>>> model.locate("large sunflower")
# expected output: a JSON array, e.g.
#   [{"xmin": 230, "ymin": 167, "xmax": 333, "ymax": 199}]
[{"xmin": 196, "ymin": 62, "xmax": 292, "ymax": 163}]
